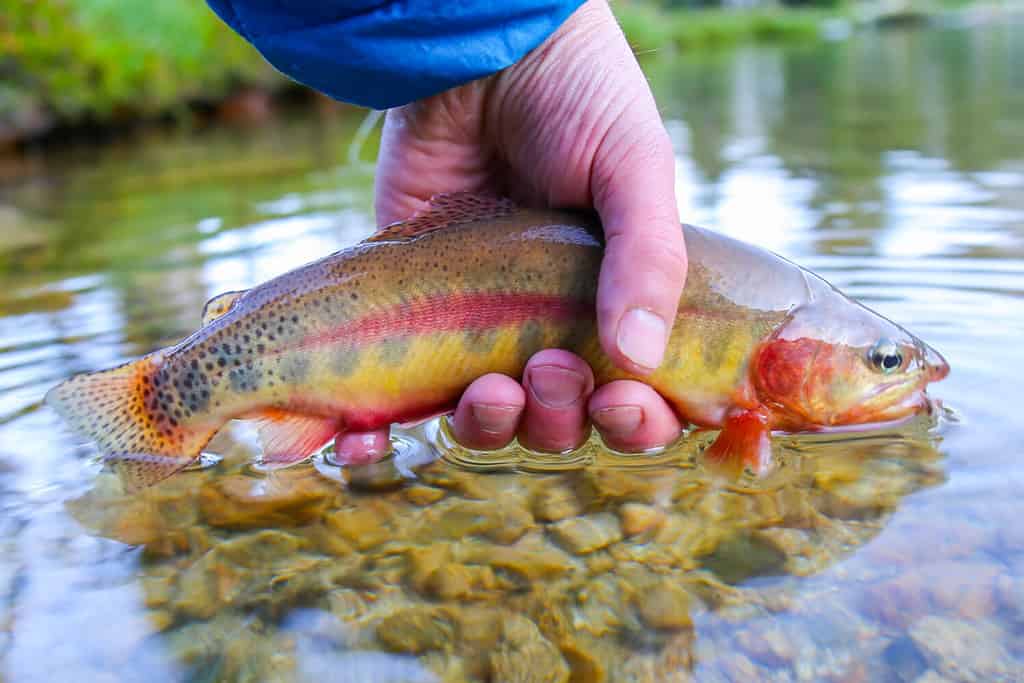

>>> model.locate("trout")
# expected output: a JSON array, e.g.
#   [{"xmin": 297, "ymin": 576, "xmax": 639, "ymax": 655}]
[{"xmin": 47, "ymin": 194, "xmax": 949, "ymax": 489}]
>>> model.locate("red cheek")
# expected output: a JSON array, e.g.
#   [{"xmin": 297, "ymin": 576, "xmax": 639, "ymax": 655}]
[{"xmin": 754, "ymin": 338, "xmax": 820, "ymax": 404}]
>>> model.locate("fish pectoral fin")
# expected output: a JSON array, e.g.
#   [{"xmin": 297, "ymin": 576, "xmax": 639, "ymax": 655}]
[
  {"xmin": 253, "ymin": 409, "xmax": 340, "ymax": 468},
  {"xmin": 200, "ymin": 289, "xmax": 247, "ymax": 326},
  {"xmin": 365, "ymin": 192, "xmax": 517, "ymax": 243},
  {"xmin": 702, "ymin": 409, "xmax": 773, "ymax": 479}
]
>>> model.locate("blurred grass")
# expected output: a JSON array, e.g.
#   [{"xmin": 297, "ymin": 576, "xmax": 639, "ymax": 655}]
[
  {"xmin": 1, "ymin": 0, "xmax": 281, "ymax": 130},
  {"xmin": 614, "ymin": 5, "xmax": 840, "ymax": 53},
  {"xmin": 1, "ymin": 1, "xmax": 959, "ymax": 141}
]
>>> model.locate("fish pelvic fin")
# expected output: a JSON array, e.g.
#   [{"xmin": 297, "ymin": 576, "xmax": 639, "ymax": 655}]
[
  {"xmin": 253, "ymin": 409, "xmax": 340, "ymax": 468},
  {"xmin": 201, "ymin": 289, "xmax": 247, "ymax": 326},
  {"xmin": 46, "ymin": 353, "xmax": 219, "ymax": 491},
  {"xmin": 702, "ymin": 409, "xmax": 773, "ymax": 479},
  {"xmin": 365, "ymin": 192, "xmax": 517, "ymax": 243}
]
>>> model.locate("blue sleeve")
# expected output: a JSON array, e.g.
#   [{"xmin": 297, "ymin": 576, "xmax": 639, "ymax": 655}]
[{"xmin": 207, "ymin": 0, "xmax": 585, "ymax": 110}]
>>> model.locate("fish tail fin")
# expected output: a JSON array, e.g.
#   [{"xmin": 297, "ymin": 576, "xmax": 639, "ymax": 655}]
[{"xmin": 46, "ymin": 353, "xmax": 219, "ymax": 491}]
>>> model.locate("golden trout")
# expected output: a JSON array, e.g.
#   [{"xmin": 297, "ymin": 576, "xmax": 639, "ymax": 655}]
[{"xmin": 47, "ymin": 194, "xmax": 948, "ymax": 489}]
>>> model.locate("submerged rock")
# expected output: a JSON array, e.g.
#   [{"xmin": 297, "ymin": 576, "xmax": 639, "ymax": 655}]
[
  {"xmin": 909, "ymin": 616, "xmax": 1022, "ymax": 682},
  {"xmin": 634, "ymin": 580, "xmax": 693, "ymax": 631},
  {"xmin": 532, "ymin": 484, "xmax": 583, "ymax": 522},
  {"xmin": 376, "ymin": 606, "xmax": 455, "ymax": 654},
  {"xmin": 559, "ymin": 638, "xmax": 606, "ymax": 683},
  {"xmin": 404, "ymin": 485, "xmax": 446, "ymax": 506},
  {"xmin": 422, "ymin": 562, "xmax": 500, "ymax": 601},
  {"xmin": 174, "ymin": 530, "xmax": 332, "ymax": 619},
  {"xmin": 619, "ymin": 503, "xmax": 666, "ymax": 537},
  {"xmin": 325, "ymin": 500, "xmax": 404, "ymax": 551},
  {"xmin": 864, "ymin": 561, "xmax": 1001, "ymax": 628},
  {"xmin": 489, "ymin": 614, "xmax": 569, "ymax": 683},
  {"xmin": 199, "ymin": 472, "xmax": 336, "ymax": 529},
  {"xmin": 549, "ymin": 513, "xmax": 623, "ymax": 555},
  {"xmin": 698, "ymin": 533, "xmax": 787, "ymax": 585},
  {"xmin": 416, "ymin": 498, "xmax": 533, "ymax": 544},
  {"xmin": 583, "ymin": 469, "xmax": 676, "ymax": 504},
  {"xmin": 457, "ymin": 536, "xmax": 579, "ymax": 581}
]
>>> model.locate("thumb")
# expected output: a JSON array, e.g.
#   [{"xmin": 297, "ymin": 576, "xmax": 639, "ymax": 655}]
[{"xmin": 591, "ymin": 116, "xmax": 686, "ymax": 375}]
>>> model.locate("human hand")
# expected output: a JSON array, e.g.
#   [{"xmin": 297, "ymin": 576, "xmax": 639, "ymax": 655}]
[{"xmin": 337, "ymin": 0, "xmax": 686, "ymax": 463}]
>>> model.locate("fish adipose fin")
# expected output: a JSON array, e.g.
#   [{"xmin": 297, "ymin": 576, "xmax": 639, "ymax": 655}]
[
  {"xmin": 366, "ymin": 192, "xmax": 517, "ymax": 243},
  {"xmin": 254, "ymin": 409, "xmax": 340, "ymax": 468},
  {"xmin": 702, "ymin": 409, "xmax": 773, "ymax": 479},
  {"xmin": 200, "ymin": 289, "xmax": 247, "ymax": 326},
  {"xmin": 45, "ymin": 354, "xmax": 219, "ymax": 491}
]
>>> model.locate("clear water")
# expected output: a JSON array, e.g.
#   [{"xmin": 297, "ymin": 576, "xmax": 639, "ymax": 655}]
[{"xmin": 1, "ymin": 22, "xmax": 1022, "ymax": 683}]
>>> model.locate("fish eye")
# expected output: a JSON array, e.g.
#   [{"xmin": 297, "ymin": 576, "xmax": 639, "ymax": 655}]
[{"xmin": 868, "ymin": 339, "xmax": 904, "ymax": 374}]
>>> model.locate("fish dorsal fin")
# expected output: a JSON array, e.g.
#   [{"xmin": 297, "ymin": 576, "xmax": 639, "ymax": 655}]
[
  {"xmin": 201, "ymin": 289, "xmax": 247, "ymax": 326},
  {"xmin": 365, "ymin": 192, "xmax": 517, "ymax": 243}
]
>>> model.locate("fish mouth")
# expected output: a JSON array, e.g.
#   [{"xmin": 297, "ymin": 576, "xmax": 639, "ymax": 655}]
[
  {"xmin": 823, "ymin": 377, "xmax": 928, "ymax": 428},
  {"xmin": 922, "ymin": 342, "xmax": 950, "ymax": 382}
]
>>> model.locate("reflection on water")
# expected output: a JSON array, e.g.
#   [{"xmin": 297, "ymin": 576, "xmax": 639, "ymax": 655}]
[{"xmin": 1, "ymin": 20, "xmax": 1024, "ymax": 683}]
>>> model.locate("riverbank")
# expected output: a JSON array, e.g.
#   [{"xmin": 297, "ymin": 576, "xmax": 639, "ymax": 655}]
[{"xmin": 0, "ymin": 1, "xmax": 1011, "ymax": 148}]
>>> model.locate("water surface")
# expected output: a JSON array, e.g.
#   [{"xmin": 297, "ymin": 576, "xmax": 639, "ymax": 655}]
[{"xmin": 1, "ymin": 21, "xmax": 1022, "ymax": 683}]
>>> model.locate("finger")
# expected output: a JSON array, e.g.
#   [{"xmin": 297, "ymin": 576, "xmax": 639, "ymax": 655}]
[
  {"xmin": 518, "ymin": 349, "xmax": 595, "ymax": 453},
  {"xmin": 333, "ymin": 428, "xmax": 391, "ymax": 466},
  {"xmin": 591, "ymin": 94, "xmax": 686, "ymax": 376},
  {"xmin": 589, "ymin": 380, "xmax": 683, "ymax": 453},
  {"xmin": 451, "ymin": 373, "xmax": 526, "ymax": 450},
  {"xmin": 374, "ymin": 100, "xmax": 492, "ymax": 228}
]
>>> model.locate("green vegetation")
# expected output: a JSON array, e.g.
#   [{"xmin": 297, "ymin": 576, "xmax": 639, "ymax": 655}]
[
  {"xmin": 614, "ymin": 4, "xmax": 839, "ymax": 52},
  {"xmin": 0, "ymin": 0, "xmax": 281, "ymax": 135},
  {"xmin": 0, "ymin": 0, "xmax": 992, "ymax": 141}
]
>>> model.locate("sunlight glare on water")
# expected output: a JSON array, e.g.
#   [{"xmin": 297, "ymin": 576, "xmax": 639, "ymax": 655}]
[{"xmin": 0, "ymin": 20, "xmax": 1022, "ymax": 683}]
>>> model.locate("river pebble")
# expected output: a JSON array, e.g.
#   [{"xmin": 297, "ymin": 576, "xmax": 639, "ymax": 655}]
[{"xmin": 548, "ymin": 512, "xmax": 623, "ymax": 555}]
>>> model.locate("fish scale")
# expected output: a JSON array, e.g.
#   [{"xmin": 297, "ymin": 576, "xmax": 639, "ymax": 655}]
[{"xmin": 47, "ymin": 193, "xmax": 948, "ymax": 490}]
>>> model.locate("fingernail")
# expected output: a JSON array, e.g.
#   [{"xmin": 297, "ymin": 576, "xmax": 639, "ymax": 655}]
[
  {"xmin": 593, "ymin": 405, "xmax": 643, "ymax": 434},
  {"xmin": 528, "ymin": 365, "xmax": 586, "ymax": 408},
  {"xmin": 471, "ymin": 404, "xmax": 519, "ymax": 434},
  {"xmin": 617, "ymin": 308, "xmax": 667, "ymax": 371}
]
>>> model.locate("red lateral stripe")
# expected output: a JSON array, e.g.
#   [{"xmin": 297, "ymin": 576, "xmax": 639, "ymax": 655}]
[{"xmin": 301, "ymin": 292, "xmax": 589, "ymax": 349}]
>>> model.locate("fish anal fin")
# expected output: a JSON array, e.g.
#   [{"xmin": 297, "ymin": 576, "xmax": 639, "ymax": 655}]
[
  {"xmin": 201, "ymin": 289, "xmax": 247, "ymax": 326},
  {"xmin": 365, "ymin": 192, "xmax": 517, "ymax": 243},
  {"xmin": 254, "ymin": 409, "xmax": 340, "ymax": 468},
  {"xmin": 703, "ymin": 409, "xmax": 773, "ymax": 479},
  {"xmin": 108, "ymin": 453, "xmax": 203, "ymax": 493}
]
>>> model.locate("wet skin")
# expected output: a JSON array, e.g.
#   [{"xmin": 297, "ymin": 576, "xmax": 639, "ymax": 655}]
[
  {"xmin": 365, "ymin": 0, "xmax": 687, "ymax": 461},
  {"xmin": 336, "ymin": 353, "xmax": 684, "ymax": 464},
  {"xmin": 47, "ymin": 199, "xmax": 948, "ymax": 489}
]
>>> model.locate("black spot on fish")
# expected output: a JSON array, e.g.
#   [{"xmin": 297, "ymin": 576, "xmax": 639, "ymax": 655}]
[
  {"xmin": 229, "ymin": 365, "xmax": 262, "ymax": 393},
  {"xmin": 463, "ymin": 328, "xmax": 498, "ymax": 354},
  {"xmin": 278, "ymin": 355, "xmax": 311, "ymax": 383},
  {"xmin": 517, "ymin": 320, "xmax": 545, "ymax": 365},
  {"xmin": 555, "ymin": 320, "xmax": 592, "ymax": 354}
]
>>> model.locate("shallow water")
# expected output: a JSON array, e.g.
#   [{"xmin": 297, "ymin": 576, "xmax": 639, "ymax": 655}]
[{"xmin": 1, "ymin": 21, "xmax": 1023, "ymax": 683}]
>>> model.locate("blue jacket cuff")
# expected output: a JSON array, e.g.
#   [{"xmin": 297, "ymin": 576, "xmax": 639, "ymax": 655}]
[{"xmin": 207, "ymin": 0, "xmax": 586, "ymax": 110}]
